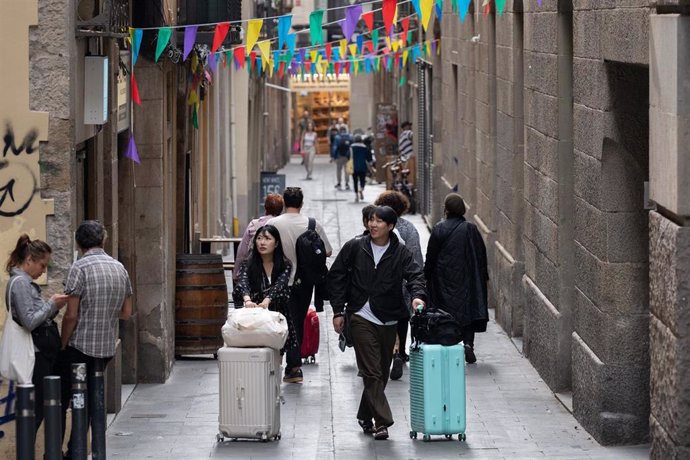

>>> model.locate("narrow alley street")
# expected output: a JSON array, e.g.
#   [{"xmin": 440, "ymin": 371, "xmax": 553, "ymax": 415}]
[{"xmin": 106, "ymin": 156, "xmax": 650, "ymax": 459}]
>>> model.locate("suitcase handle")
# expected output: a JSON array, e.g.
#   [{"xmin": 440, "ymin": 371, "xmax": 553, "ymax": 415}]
[{"xmin": 237, "ymin": 386, "xmax": 245, "ymax": 410}]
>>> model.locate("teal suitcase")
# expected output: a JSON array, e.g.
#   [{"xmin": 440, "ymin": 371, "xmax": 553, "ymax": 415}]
[{"xmin": 409, "ymin": 343, "xmax": 466, "ymax": 442}]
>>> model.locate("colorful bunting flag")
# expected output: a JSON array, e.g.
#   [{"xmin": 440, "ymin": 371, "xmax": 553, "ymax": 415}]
[
  {"xmin": 401, "ymin": 18, "xmax": 410, "ymax": 46},
  {"xmin": 287, "ymin": 33, "xmax": 296, "ymax": 55},
  {"xmin": 403, "ymin": 49, "xmax": 409, "ymax": 66},
  {"xmin": 246, "ymin": 19, "xmax": 263, "ymax": 53},
  {"xmin": 349, "ymin": 44, "xmax": 358, "ymax": 58},
  {"xmin": 209, "ymin": 53, "xmax": 218, "ymax": 73},
  {"xmin": 325, "ymin": 43, "xmax": 333, "ymax": 61},
  {"xmin": 435, "ymin": 0, "xmax": 443, "ymax": 23},
  {"xmin": 372, "ymin": 30, "xmax": 379, "ymax": 51},
  {"xmin": 278, "ymin": 15, "xmax": 292, "ymax": 49},
  {"xmin": 125, "ymin": 134, "xmax": 140, "ymax": 164},
  {"xmin": 131, "ymin": 28, "xmax": 143, "ymax": 66},
  {"xmin": 258, "ymin": 40, "xmax": 272, "ymax": 67},
  {"xmin": 212, "ymin": 22, "xmax": 230, "ymax": 53},
  {"xmin": 382, "ymin": 0, "xmax": 397, "ymax": 35},
  {"xmin": 131, "ymin": 73, "xmax": 141, "ymax": 106},
  {"xmin": 234, "ymin": 46, "xmax": 246, "ymax": 69},
  {"xmin": 155, "ymin": 27, "xmax": 171, "ymax": 62},
  {"xmin": 459, "ymin": 0, "xmax": 471, "ymax": 21},
  {"xmin": 310, "ymin": 10, "xmax": 325, "ymax": 45},
  {"xmin": 496, "ymin": 0, "xmax": 506, "ymax": 15},
  {"xmin": 411, "ymin": 0, "xmax": 422, "ymax": 20},
  {"xmin": 362, "ymin": 11, "xmax": 374, "ymax": 33},
  {"xmin": 357, "ymin": 35, "xmax": 364, "ymax": 55},
  {"xmin": 420, "ymin": 0, "xmax": 434, "ymax": 32},
  {"xmin": 192, "ymin": 104, "xmax": 199, "ymax": 129},
  {"xmin": 342, "ymin": 4, "xmax": 362, "ymax": 42},
  {"xmin": 339, "ymin": 39, "xmax": 347, "ymax": 59}
]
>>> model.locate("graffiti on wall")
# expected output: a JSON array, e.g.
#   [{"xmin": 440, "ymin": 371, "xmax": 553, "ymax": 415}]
[{"xmin": 0, "ymin": 124, "xmax": 39, "ymax": 217}]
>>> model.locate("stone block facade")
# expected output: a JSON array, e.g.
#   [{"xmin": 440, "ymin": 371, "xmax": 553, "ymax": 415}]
[{"xmin": 433, "ymin": 0, "xmax": 671, "ymax": 446}]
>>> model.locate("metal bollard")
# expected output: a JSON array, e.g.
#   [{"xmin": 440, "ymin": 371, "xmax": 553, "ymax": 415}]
[
  {"xmin": 89, "ymin": 360, "xmax": 106, "ymax": 460},
  {"xmin": 16, "ymin": 383, "xmax": 35, "ymax": 460},
  {"xmin": 43, "ymin": 376, "xmax": 62, "ymax": 460},
  {"xmin": 71, "ymin": 363, "xmax": 88, "ymax": 460}
]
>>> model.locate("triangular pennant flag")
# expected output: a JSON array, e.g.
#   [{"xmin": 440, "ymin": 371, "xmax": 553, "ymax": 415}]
[
  {"xmin": 372, "ymin": 30, "xmax": 379, "ymax": 51},
  {"xmin": 187, "ymin": 88, "xmax": 198, "ymax": 106},
  {"xmin": 257, "ymin": 56, "xmax": 263, "ymax": 75},
  {"xmin": 246, "ymin": 19, "xmax": 263, "ymax": 53},
  {"xmin": 376, "ymin": 56, "xmax": 382, "ymax": 71},
  {"xmin": 212, "ymin": 22, "xmax": 230, "ymax": 53},
  {"xmin": 403, "ymin": 49, "xmax": 409, "ymax": 66},
  {"xmin": 268, "ymin": 59, "xmax": 274, "ymax": 76},
  {"xmin": 353, "ymin": 59, "xmax": 359, "ymax": 75},
  {"xmin": 234, "ymin": 46, "xmax": 246, "ymax": 69},
  {"xmin": 278, "ymin": 15, "xmax": 292, "ymax": 49},
  {"xmin": 392, "ymin": 40, "xmax": 400, "ymax": 52},
  {"xmin": 250, "ymin": 51, "xmax": 257, "ymax": 70},
  {"xmin": 362, "ymin": 11, "xmax": 374, "ymax": 33},
  {"xmin": 155, "ymin": 27, "xmax": 172, "ymax": 62},
  {"xmin": 365, "ymin": 40, "xmax": 374, "ymax": 54},
  {"xmin": 339, "ymin": 39, "xmax": 347, "ymax": 59},
  {"xmin": 334, "ymin": 61, "xmax": 341, "ymax": 77},
  {"xmin": 451, "ymin": 0, "xmax": 458, "ymax": 13},
  {"xmin": 298, "ymin": 48, "xmax": 306, "ymax": 63},
  {"xmin": 420, "ymin": 0, "xmax": 434, "ymax": 32},
  {"xmin": 496, "ymin": 0, "xmax": 506, "ymax": 15},
  {"xmin": 435, "ymin": 0, "xmax": 443, "ymax": 23},
  {"xmin": 411, "ymin": 0, "xmax": 422, "ymax": 19},
  {"xmin": 131, "ymin": 73, "xmax": 141, "ymax": 106},
  {"xmin": 280, "ymin": 62, "xmax": 286, "ymax": 78},
  {"xmin": 125, "ymin": 134, "xmax": 140, "ymax": 164},
  {"xmin": 356, "ymin": 35, "xmax": 364, "ymax": 55},
  {"xmin": 192, "ymin": 104, "xmax": 199, "ymax": 129},
  {"xmin": 435, "ymin": 39, "xmax": 440, "ymax": 55},
  {"xmin": 333, "ymin": 47, "xmax": 340, "ymax": 61},
  {"xmin": 399, "ymin": 75, "xmax": 406, "ymax": 87},
  {"xmin": 382, "ymin": 0, "xmax": 397, "ymax": 35},
  {"xmin": 349, "ymin": 44, "xmax": 358, "ymax": 58},
  {"xmin": 459, "ymin": 0, "xmax": 471, "ymax": 21},
  {"xmin": 401, "ymin": 18, "xmax": 410, "ymax": 46},
  {"xmin": 309, "ymin": 10, "xmax": 325, "ymax": 45},
  {"xmin": 224, "ymin": 51, "xmax": 230, "ymax": 68},
  {"xmin": 131, "ymin": 28, "xmax": 143, "ymax": 66},
  {"xmin": 208, "ymin": 53, "xmax": 218, "ymax": 73},
  {"xmin": 273, "ymin": 51, "xmax": 281, "ymax": 71},
  {"xmin": 310, "ymin": 50, "xmax": 319, "ymax": 63},
  {"xmin": 365, "ymin": 57, "xmax": 371, "ymax": 73},
  {"xmin": 425, "ymin": 40, "xmax": 432, "ymax": 57},
  {"xmin": 258, "ymin": 40, "xmax": 272, "ymax": 66},
  {"xmin": 342, "ymin": 4, "xmax": 362, "ymax": 42},
  {"xmin": 325, "ymin": 43, "xmax": 333, "ymax": 61},
  {"xmin": 344, "ymin": 61, "xmax": 350, "ymax": 74},
  {"xmin": 287, "ymin": 33, "xmax": 296, "ymax": 55},
  {"xmin": 483, "ymin": 0, "xmax": 490, "ymax": 15},
  {"xmin": 538, "ymin": 0, "xmax": 542, "ymax": 5},
  {"xmin": 385, "ymin": 35, "xmax": 392, "ymax": 49}
]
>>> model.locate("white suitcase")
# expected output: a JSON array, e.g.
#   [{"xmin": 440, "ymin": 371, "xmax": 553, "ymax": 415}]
[{"xmin": 216, "ymin": 346, "xmax": 282, "ymax": 442}]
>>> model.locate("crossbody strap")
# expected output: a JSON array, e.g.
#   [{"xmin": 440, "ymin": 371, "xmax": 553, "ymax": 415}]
[{"xmin": 5, "ymin": 276, "xmax": 20, "ymax": 317}]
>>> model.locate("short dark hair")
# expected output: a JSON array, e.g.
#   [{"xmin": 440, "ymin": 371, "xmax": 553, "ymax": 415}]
[
  {"xmin": 75, "ymin": 220, "xmax": 106, "ymax": 250},
  {"xmin": 372, "ymin": 206, "xmax": 398, "ymax": 227},
  {"xmin": 283, "ymin": 187, "xmax": 304, "ymax": 209},
  {"xmin": 401, "ymin": 121, "xmax": 412, "ymax": 130},
  {"xmin": 264, "ymin": 193, "xmax": 284, "ymax": 216},
  {"xmin": 361, "ymin": 204, "xmax": 376, "ymax": 227},
  {"xmin": 374, "ymin": 191, "xmax": 410, "ymax": 217}
]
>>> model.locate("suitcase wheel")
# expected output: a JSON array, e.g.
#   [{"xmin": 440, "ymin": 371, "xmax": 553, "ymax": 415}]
[
  {"xmin": 261, "ymin": 433, "xmax": 268, "ymax": 442},
  {"xmin": 409, "ymin": 431, "xmax": 417, "ymax": 439},
  {"xmin": 458, "ymin": 433, "xmax": 466, "ymax": 442},
  {"xmin": 445, "ymin": 434, "xmax": 452, "ymax": 440},
  {"xmin": 273, "ymin": 433, "xmax": 282, "ymax": 441},
  {"xmin": 216, "ymin": 434, "xmax": 224, "ymax": 443},
  {"xmin": 423, "ymin": 434, "xmax": 431, "ymax": 442}
]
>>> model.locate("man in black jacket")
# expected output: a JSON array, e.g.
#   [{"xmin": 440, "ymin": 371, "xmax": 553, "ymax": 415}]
[{"xmin": 329, "ymin": 206, "xmax": 426, "ymax": 440}]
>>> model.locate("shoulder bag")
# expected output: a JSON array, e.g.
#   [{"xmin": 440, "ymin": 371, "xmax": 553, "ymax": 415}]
[{"xmin": 0, "ymin": 277, "xmax": 36, "ymax": 383}]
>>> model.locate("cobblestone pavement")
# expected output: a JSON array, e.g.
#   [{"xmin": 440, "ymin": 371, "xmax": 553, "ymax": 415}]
[{"xmin": 107, "ymin": 156, "xmax": 650, "ymax": 459}]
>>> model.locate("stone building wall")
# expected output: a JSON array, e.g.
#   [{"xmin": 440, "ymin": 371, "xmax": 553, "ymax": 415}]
[{"xmin": 435, "ymin": 0, "xmax": 655, "ymax": 446}]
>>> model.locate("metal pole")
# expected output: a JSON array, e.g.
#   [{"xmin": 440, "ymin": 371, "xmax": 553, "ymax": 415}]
[
  {"xmin": 16, "ymin": 383, "xmax": 35, "ymax": 460},
  {"xmin": 43, "ymin": 376, "xmax": 62, "ymax": 460},
  {"xmin": 89, "ymin": 360, "xmax": 106, "ymax": 460},
  {"xmin": 71, "ymin": 363, "xmax": 88, "ymax": 460}
]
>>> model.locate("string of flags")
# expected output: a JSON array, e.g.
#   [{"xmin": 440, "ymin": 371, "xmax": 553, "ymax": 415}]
[{"xmin": 125, "ymin": 0, "xmax": 542, "ymax": 161}]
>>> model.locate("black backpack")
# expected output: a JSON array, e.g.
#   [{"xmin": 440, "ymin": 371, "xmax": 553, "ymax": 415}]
[
  {"xmin": 337, "ymin": 134, "xmax": 352, "ymax": 157},
  {"xmin": 295, "ymin": 217, "xmax": 328, "ymax": 286},
  {"xmin": 410, "ymin": 307, "xmax": 463, "ymax": 348}
]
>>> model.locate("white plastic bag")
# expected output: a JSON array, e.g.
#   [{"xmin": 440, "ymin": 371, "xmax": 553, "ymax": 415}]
[
  {"xmin": 0, "ymin": 277, "xmax": 35, "ymax": 384},
  {"xmin": 222, "ymin": 307, "xmax": 288, "ymax": 350}
]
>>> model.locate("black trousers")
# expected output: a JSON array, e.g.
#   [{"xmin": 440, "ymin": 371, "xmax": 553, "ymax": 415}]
[
  {"xmin": 32, "ymin": 351, "xmax": 56, "ymax": 434},
  {"xmin": 350, "ymin": 315, "xmax": 397, "ymax": 428},
  {"xmin": 55, "ymin": 347, "xmax": 111, "ymax": 452},
  {"xmin": 285, "ymin": 281, "xmax": 314, "ymax": 370},
  {"xmin": 352, "ymin": 172, "xmax": 366, "ymax": 193},
  {"xmin": 396, "ymin": 319, "xmax": 409, "ymax": 354},
  {"xmin": 462, "ymin": 329, "xmax": 475, "ymax": 348}
]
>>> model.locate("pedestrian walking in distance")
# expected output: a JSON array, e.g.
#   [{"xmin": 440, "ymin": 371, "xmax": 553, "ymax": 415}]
[
  {"xmin": 374, "ymin": 191, "xmax": 424, "ymax": 380},
  {"xmin": 302, "ymin": 121, "xmax": 318, "ymax": 180},
  {"xmin": 4, "ymin": 235, "xmax": 68, "ymax": 432},
  {"xmin": 268, "ymin": 187, "xmax": 332, "ymax": 383},
  {"xmin": 329, "ymin": 206, "xmax": 426, "ymax": 440},
  {"xmin": 424, "ymin": 194, "xmax": 489, "ymax": 364},
  {"xmin": 350, "ymin": 134, "xmax": 372, "ymax": 203},
  {"xmin": 333, "ymin": 126, "xmax": 352, "ymax": 190}
]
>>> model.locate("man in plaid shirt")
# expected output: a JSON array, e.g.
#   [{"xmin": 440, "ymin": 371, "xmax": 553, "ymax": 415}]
[{"xmin": 58, "ymin": 220, "xmax": 132, "ymax": 458}]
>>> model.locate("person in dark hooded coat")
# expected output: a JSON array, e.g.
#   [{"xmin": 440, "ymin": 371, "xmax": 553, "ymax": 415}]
[{"xmin": 424, "ymin": 193, "xmax": 489, "ymax": 363}]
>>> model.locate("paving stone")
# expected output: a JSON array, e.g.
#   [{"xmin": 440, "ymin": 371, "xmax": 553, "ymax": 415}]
[{"xmin": 106, "ymin": 156, "xmax": 650, "ymax": 458}]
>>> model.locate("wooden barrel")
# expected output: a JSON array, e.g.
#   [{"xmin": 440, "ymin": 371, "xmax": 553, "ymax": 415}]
[{"xmin": 175, "ymin": 254, "xmax": 228, "ymax": 356}]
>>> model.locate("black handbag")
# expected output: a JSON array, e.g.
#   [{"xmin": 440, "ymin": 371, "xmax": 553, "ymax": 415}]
[
  {"xmin": 410, "ymin": 307, "xmax": 463, "ymax": 348},
  {"xmin": 32, "ymin": 321, "xmax": 61, "ymax": 361}
]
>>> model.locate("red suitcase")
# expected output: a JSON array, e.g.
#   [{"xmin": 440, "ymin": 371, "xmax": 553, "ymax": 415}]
[{"xmin": 301, "ymin": 307, "xmax": 319, "ymax": 364}]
